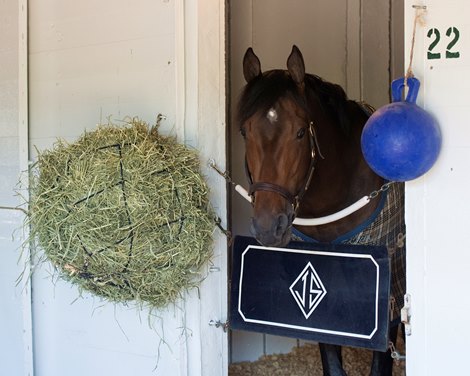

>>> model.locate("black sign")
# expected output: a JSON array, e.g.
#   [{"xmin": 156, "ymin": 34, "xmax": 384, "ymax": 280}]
[{"xmin": 230, "ymin": 236, "xmax": 391, "ymax": 351}]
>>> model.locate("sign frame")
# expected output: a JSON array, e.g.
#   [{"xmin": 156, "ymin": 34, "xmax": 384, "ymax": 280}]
[{"xmin": 230, "ymin": 236, "xmax": 391, "ymax": 351}]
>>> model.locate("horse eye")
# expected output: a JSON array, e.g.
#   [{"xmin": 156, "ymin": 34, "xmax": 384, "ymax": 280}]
[
  {"xmin": 297, "ymin": 128, "xmax": 306, "ymax": 139},
  {"xmin": 240, "ymin": 128, "xmax": 246, "ymax": 138}
]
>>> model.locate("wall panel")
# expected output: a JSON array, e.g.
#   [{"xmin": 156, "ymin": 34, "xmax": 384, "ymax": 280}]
[
  {"xmin": 0, "ymin": 1, "xmax": 32, "ymax": 374},
  {"xmin": 28, "ymin": 1, "xmax": 227, "ymax": 375},
  {"xmin": 405, "ymin": 1, "xmax": 470, "ymax": 373}
]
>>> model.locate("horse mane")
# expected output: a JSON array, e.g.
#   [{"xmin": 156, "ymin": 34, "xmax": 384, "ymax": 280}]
[
  {"xmin": 304, "ymin": 74, "xmax": 351, "ymax": 135},
  {"xmin": 237, "ymin": 70, "xmax": 351, "ymax": 135}
]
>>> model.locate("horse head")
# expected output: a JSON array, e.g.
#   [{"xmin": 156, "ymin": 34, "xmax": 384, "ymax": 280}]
[{"xmin": 238, "ymin": 46, "xmax": 317, "ymax": 247}]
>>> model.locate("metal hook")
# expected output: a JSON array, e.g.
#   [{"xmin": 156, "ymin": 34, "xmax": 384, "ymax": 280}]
[
  {"xmin": 208, "ymin": 159, "xmax": 233, "ymax": 184},
  {"xmin": 208, "ymin": 319, "xmax": 229, "ymax": 332}
]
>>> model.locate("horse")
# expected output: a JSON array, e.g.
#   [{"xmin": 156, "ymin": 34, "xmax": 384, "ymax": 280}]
[{"xmin": 236, "ymin": 45, "xmax": 406, "ymax": 376}]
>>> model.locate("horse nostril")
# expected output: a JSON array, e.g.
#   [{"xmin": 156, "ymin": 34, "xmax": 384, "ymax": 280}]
[
  {"xmin": 250, "ymin": 214, "xmax": 291, "ymax": 246},
  {"xmin": 275, "ymin": 213, "xmax": 289, "ymax": 237}
]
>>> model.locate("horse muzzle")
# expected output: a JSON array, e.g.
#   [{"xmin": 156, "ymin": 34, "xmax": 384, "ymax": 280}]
[{"xmin": 250, "ymin": 211, "xmax": 293, "ymax": 247}]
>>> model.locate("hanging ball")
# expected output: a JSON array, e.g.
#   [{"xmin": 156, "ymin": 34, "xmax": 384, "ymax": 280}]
[{"xmin": 361, "ymin": 77, "xmax": 442, "ymax": 181}]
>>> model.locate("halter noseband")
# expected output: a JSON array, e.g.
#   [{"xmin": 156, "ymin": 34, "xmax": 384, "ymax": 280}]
[{"xmin": 246, "ymin": 121, "xmax": 320, "ymax": 214}]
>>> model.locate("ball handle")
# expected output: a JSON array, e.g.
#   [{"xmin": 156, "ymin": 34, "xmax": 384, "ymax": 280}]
[{"xmin": 391, "ymin": 77, "xmax": 420, "ymax": 104}]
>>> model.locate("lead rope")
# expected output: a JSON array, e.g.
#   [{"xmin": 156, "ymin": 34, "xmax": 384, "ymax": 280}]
[{"xmin": 209, "ymin": 159, "xmax": 395, "ymax": 227}]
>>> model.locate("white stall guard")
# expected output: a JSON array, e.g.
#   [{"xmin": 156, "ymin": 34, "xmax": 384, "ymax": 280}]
[
  {"xmin": 1, "ymin": 1, "xmax": 227, "ymax": 375},
  {"xmin": 405, "ymin": 0, "xmax": 470, "ymax": 374}
]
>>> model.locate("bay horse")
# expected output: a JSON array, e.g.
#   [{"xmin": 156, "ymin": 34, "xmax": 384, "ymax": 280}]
[{"xmin": 236, "ymin": 45, "xmax": 405, "ymax": 376}]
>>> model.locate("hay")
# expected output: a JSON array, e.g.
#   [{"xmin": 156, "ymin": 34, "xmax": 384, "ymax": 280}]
[
  {"xmin": 229, "ymin": 340, "xmax": 406, "ymax": 376},
  {"xmin": 28, "ymin": 117, "xmax": 214, "ymax": 308}
]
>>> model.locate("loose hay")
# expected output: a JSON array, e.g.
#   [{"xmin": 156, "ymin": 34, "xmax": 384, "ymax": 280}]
[
  {"xmin": 28, "ymin": 117, "xmax": 214, "ymax": 308},
  {"xmin": 229, "ymin": 340, "xmax": 406, "ymax": 376}
]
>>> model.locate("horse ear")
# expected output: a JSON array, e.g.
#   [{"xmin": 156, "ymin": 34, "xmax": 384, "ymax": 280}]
[
  {"xmin": 243, "ymin": 47, "xmax": 262, "ymax": 83},
  {"xmin": 287, "ymin": 45, "xmax": 305, "ymax": 85}
]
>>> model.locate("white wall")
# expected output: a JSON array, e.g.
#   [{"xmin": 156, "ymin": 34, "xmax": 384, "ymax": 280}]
[
  {"xmin": 29, "ymin": 0, "xmax": 177, "ymax": 148},
  {"xmin": 405, "ymin": 0, "xmax": 470, "ymax": 374},
  {"xmin": 0, "ymin": 1, "xmax": 32, "ymax": 375},
  {"xmin": 0, "ymin": 1, "xmax": 227, "ymax": 375},
  {"xmin": 28, "ymin": 3, "xmax": 183, "ymax": 374}
]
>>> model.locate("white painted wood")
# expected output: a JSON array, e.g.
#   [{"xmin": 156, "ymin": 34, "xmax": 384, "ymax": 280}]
[
  {"xmin": 27, "ymin": 1, "xmax": 227, "ymax": 375},
  {"xmin": 180, "ymin": 1, "xmax": 228, "ymax": 375},
  {"xmin": 18, "ymin": 1, "xmax": 34, "ymax": 374},
  {"xmin": 405, "ymin": 1, "xmax": 470, "ymax": 374},
  {"xmin": 0, "ymin": 1, "xmax": 33, "ymax": 375},
  {"xmin": 28, "ymin": 2, "xmax": 182, "ymax": 373}
]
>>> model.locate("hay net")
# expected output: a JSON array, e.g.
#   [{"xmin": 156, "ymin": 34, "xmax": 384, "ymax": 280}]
[{"xmin": 28, "ymin": 117, "xmax": 214, "ymax": 308}]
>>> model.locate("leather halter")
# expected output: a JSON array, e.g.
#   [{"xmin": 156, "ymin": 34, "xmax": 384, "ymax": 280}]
[{"xmin": 245, "ymin": 121, "xmax": 320, "ymax": 214}]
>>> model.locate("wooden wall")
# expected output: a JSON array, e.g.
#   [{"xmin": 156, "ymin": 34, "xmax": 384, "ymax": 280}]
[
  {"xmin": 405, "ymin": 0, "xmax": 470, "ymax": 374},
  {"xmin": 0, "ymin": 1, "xmax": 32, "ymax": 373},
  {"xmin": 1, "ymin": 1, "xmax": 228, "ymax": 375}
]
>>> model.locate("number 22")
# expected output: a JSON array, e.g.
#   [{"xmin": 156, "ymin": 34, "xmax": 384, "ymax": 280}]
[{"xmin": 427, "ymin": 26, "xmax": 460, "ymax": 60}]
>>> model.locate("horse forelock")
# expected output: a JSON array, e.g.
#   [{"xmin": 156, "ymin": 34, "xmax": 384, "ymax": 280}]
[
  {"xmin": 237, "ymin": 69, "xmax": 352, "ymax": 136},
  {"xmin": 237, "ymin": 70, "xmax": 304, "ymax": 128}
]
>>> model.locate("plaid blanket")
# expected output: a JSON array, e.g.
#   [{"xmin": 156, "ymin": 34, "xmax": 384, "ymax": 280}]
[{"xmin": 293, "ymin": 183, "xmax": 406, "ymax": 323}]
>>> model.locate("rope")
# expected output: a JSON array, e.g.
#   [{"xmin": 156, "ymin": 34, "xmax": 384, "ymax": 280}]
[{"xmin": 405, "ymin": 5, "xmax": 427, "ymax": 89}]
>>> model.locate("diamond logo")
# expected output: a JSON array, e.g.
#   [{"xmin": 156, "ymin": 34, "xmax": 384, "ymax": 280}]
[{"xmin": 289, "ymin": 262, "xmax": 327, "ymax": 319}]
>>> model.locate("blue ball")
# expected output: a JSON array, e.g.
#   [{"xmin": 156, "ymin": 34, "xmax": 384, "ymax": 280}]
[{"xmin": 361, "ymin": 78, "xmax": 442, "ymax": 181}]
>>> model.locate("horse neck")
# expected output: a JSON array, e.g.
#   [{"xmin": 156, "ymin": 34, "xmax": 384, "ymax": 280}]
[{"xmin": 296, "ymin": 101, "xmax": 384, "ymax": 242}]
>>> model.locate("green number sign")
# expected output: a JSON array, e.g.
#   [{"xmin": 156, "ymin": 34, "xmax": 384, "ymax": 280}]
[
  {"xmin": 446, "ymin": 27, "xmax": 460, "ymax": 59},
  {"xmin": 427, "ymin": 26, "xmax": 461, "ymax": 60}
]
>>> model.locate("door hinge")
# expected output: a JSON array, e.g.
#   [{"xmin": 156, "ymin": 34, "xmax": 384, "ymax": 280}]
[{"xmin": 401, "ymin": 293, "xmax": 412, "ymax": 336}]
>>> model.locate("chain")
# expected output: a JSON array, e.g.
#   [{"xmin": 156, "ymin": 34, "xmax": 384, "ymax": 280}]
[
  {"xmin": 214, "ymin": 216, "xmax": 232, "ymax": 245},
  {"xmin": 389, "ymin": 341, "xmax": 406, "ymax": 363},
  {"xmin": 368, "ymin": 182, "xmax": 395, "ymax": 200},
  {"xmin": 208, "ymin": 159, "xmax": 234, "ymax": 185},
  {"xmin": 207, "ymin": 161, "xmax": 234, "ymax": 243}
]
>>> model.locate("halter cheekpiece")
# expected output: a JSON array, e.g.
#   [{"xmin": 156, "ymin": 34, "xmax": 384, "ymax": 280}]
[{"xmin": 246, "ymin": 120, "xmax": 320, "ymax": 215}]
